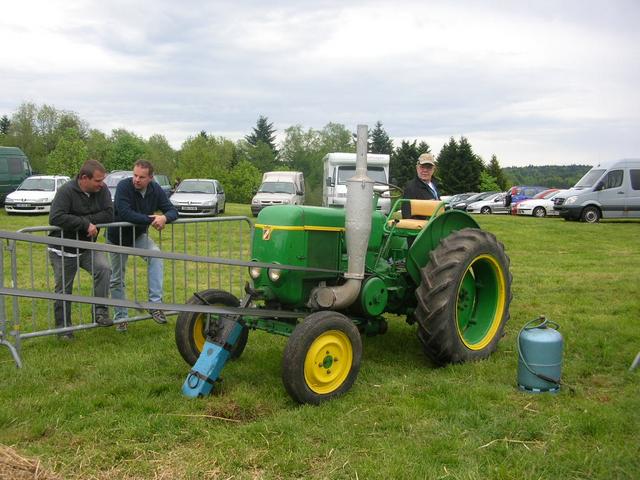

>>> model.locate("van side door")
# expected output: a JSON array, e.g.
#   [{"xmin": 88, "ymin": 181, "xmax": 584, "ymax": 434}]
[
  {"xmin": 597, "ymin": 169, "xmax": 625, "ymax": 218},
  {"xmin": 627, "ymin": 168, "xmax": 640, "ymax": 218}
]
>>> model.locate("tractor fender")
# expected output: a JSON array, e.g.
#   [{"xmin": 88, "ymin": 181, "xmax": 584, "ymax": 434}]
[{"xmin": 406, "ymin": 210, "xmax": 480, "ymax": 284}]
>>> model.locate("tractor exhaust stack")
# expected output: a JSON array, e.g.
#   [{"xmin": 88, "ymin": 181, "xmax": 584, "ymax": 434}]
[{"xmin": 310, "ymin": 124, "xmax": 374, "ymax": 309}]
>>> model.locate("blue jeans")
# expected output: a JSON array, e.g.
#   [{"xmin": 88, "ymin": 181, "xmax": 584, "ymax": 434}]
[{"xmin": 109, "ymin": 234, "xmax": 163, "ymax": 321}]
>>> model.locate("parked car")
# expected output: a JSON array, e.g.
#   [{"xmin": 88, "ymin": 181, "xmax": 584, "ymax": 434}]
[
  {"xmin": 154, "ymin": 174, "xmax": 172, "ymax": 196},
  {"xmin": 4, "ymin": 175, "xmax": 70, "ymax": 215},
  {"xmin": 510, "ymin": 188, "xmax": 559, "ymax": 215},
  {"xmin": 443, "ymin": 193, "xmax": 475, "ymax": 210},
  {"xmin": 105, "ymin": 171, "xmax": 134, "ymax": 201},
  {"xmin": 466, "ymin": 192, "xmax": 509, "ymax": 214},
  {"xmin": 105, "ymin": 171, "xmax": 172, "ymax": 200},
  {"xmin": 517, "ymin": 190, "xmax": 565, "ymax": 217},
  {"xmin": 448, "ymin": 192, "xmax": 479, "ymax": 210},
  {"xmin": 451, "ymin": 192, "xmax": 497, "ymax": 210},
  {"xmin": 170, "ymin": 179, "xmax": 226, "ymax": 216},
  {"xmin": 505, "ymin": 185, "xmax": 549, "ymax": 209}
]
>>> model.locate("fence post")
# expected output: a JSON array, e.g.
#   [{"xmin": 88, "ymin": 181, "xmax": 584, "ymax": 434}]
[{"xmin": 0, "ymin": 239, "xmax": 23, "ymax": 368}]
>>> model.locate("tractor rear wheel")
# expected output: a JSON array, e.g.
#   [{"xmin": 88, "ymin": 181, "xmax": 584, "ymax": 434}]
[
  {"xmin": 282, "ymin": 311, "xmax": 362, "ymax": 405},
  {"xmin": 415, "ymin": 228, "xmax": 512, "ymax": 365},
  {"xmin": 175, "ymin": 289, "xmax": 249, "ymax": 366}
]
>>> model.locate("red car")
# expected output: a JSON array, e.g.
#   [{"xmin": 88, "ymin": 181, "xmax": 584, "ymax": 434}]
[{"xmin": 510, "ymin": 188, "xmax": 559, "ymax": 215}]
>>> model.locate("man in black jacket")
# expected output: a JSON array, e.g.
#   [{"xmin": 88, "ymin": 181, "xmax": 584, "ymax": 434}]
[
  {"xmin": 49, "ymin": 159, "xmax": 114, "ymax": 337},
  {"xmin": 401, "ymin": 153, "xmax": 439, "ymax": 219},
  {"xmin": 106, "ymin": 160, "xmax": 178, "ymax": 331}
]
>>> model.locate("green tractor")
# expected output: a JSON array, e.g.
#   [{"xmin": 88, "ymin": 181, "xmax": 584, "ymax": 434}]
[{"xmin": 175, "ymin": 126, "xmax": 512, "ymax": 404}]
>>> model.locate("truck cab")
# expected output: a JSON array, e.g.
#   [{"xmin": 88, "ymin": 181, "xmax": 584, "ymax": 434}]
[{"xmin": 322, "ymin": 152, "xmax": 391, "ymax": 214}]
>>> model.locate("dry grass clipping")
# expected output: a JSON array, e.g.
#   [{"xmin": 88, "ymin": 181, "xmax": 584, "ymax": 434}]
[{"xmin": 0, "ymin": 444, "xmax": 60, "ymax": 480}]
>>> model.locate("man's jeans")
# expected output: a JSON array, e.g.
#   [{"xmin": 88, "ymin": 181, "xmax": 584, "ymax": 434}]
[
  {"xmin": 109, "ymin": 234, "xmax": 163, "ymax": 321},
  {"xmin": 48, "ymin": 250, "xmax": 111, "ymax": 329}
]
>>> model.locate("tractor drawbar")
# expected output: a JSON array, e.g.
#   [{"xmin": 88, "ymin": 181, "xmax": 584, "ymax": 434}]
[{"xmin": 182, "ymin": 315, "xmax": 245, "ymax": 397}]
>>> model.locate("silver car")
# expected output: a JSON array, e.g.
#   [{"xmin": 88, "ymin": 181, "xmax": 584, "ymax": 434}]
[
  {"xmin": 466, "ymin": 193, "xmax": 509, "ymax": 214},
  {"xmin": 170, "ymin": 179, "xmax": 226, "ymax": 216}
]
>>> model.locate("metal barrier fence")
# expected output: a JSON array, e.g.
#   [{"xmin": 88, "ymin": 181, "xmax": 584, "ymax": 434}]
[{"xmin": 0, "ymin": 216, "xmax": 254, "ymax": 367}]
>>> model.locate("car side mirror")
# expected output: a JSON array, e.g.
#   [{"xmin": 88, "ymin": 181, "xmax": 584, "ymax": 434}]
[
  {"xmin": 296, "ymin": 190, "xmax": 303, "ymax": 196},
  {"xmin": 594, "ymin": 181, "xmax": 604, "ymax": 191},
  {"xmin": 326, "ymin": 177, "xmax": 334, "ymax": 187}
]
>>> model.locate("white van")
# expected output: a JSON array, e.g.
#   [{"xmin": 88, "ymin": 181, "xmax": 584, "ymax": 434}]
[
  {"xmin": 251, "ymin": 171, "xmax": 305, "ymax": 216},
  {"xmin": 553, "ymin": 159, "xmax": 640, "ymax": 223},
  {"xmin": 322, "ymin": 152, "xmax": 391, "ymax": 214}
]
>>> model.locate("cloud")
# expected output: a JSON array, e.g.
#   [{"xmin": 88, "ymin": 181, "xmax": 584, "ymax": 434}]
[{"xmin": 1, "ymin": 0, "xmax": 639, "ymax": 166}]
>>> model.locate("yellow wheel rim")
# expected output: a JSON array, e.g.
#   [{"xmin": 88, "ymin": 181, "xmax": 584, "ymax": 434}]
[
  {"xmin": 456, "ymin": 254, "xmax": 507, "ymax": 350},
  {"xmin": 193, "ymin": 315, "xmax": 206, "ymax": 353},
  {"xmin": 303, "ymin": 330, "xmax": 353, "ymax": 394}
]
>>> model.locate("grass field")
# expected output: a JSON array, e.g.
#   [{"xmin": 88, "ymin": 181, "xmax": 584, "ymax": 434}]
[{"xmin": 0, "ymin": 205, "xmax": 639, "ymax": 479}]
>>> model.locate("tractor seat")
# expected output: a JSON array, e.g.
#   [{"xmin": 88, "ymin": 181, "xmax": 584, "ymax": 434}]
[{"xmin": 390, "ymin": 200, "xmax": 444, "ymax": 231}]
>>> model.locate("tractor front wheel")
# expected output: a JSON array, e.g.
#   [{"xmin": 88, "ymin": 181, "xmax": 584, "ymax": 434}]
[
  {"xmin": 415, "ymin": 228, "xmax": 512, "ymax": 365},
  {"xmin": 175, "ymin": 289, "xmax": 249, "ymax": 366},
  {"xmin": 282, "ymin": 311, "xmax": 362, "ymax": 405}
]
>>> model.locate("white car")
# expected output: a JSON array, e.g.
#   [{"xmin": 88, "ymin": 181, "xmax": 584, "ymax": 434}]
[
  {"xmin": 170, "ymin": 179, "xmax": 226, "ymax": 216},
  {"xmin": 517, "ymin": 190, "xmax": 566, "ymax": 217},
  {"xmin": 4, "ymin": 175, "xmax": 70, "ymax": 215},
  {"xmin": 466, "ymin": 193, "xmax": 509, "ymax": 214}
]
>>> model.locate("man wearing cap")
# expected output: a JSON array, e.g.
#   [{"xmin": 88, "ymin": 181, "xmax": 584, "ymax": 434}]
[{"xmin": 401, "ymin": 153, "xmax": 439, "ymax": 219}]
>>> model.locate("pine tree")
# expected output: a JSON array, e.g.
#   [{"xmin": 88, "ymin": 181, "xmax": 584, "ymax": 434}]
[
  {"xmin": 245, "ymin": 115, "xmax": 277, "ymax": 155},
  {"xmin": 370, "ymin": 121, "xmax": 394, "ymax": 154},
  {"xmin": 436, "ymin": 137, "xmax": 484, "ymax": 194},
  {"xmin": 391, "ymin": 140, "xmax": 419, "ymax": 188},
  {"xmin": 0, "ymin": 115, "xmax": 10, "ymax": 135},
  {"xmin": 487, "ymin": 154, "xmax": 508, "ymax": 190}
]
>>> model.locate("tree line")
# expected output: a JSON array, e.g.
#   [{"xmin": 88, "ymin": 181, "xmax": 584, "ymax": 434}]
[{"xmin": 1, "ymin": 102, "xmax": 580, "ymax": 205}]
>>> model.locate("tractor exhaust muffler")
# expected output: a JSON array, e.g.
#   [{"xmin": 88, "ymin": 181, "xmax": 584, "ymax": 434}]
[{"xmin": 310, "ymin": 124, "xmax": 374, "ymax": 309}]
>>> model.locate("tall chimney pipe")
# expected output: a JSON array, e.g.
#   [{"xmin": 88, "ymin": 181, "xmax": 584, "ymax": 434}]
[{"xmin": 309, "ymin": 124, "xmax": 374, "ymax": 310}]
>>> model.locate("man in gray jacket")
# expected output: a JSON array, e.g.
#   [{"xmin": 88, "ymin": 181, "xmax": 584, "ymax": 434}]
[{"xmin": 49, "ymin": 159, "xmax": 114, "ymax": 338}]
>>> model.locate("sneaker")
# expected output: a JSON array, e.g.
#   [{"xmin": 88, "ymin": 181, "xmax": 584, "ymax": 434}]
[
  {"xmin": 116, "ymin": 321, "xmax": 128, "ymax": 332},
  {"xmin": 95, "ymin": 311, "xmax": 114, "ymax": 327},
  {"xmin": 149, "ymin": 309, "xmax": 167, "ymax": 325}
]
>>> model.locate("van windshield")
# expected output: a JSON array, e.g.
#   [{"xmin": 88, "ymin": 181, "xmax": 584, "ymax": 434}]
[
  {"xmin": 575, "ymin": 169, "xmax": 605, "ymax": 189},
  {"xmin": 259, "ymin": 182, "xmax": 295, "ymax": 194},
  {"xmin": 337, "ymin": 166, "xmax": 387, "ymax": 184}
]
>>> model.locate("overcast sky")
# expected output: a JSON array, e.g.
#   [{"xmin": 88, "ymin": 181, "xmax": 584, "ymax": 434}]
[{"xmin": 2, "ymin": 0, "xmax": 639, "ymax": 167}]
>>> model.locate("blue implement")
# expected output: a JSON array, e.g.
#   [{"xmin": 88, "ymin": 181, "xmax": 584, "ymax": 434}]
[{"xmin": 182, "ymin": 318, "xmax": 244, "ymax": 398}]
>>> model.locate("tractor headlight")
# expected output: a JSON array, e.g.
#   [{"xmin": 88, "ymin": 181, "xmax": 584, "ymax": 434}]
[
  {"xmin": 268, "ymin": 268, "xmax": 283, "ymax": 282},
  {"xmin": 249, "ymin": 266, "xmax": 262, "ymax": 279}
]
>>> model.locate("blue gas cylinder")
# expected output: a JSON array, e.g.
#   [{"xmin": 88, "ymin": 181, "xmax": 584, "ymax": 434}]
[{"xmin": 517, "ymin": 316, "xmax": 563, "ymax": 393}]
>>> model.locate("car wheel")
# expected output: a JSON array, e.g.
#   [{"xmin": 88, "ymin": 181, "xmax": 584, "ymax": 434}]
[
  {"xmin": 581, "ymin": 206, "xmax": 601, "ymax": 223},
  {"xmin": 480, "ymin": 206, "xmax": 491, "ymax": 214},
  {"xmin": 532, "ymin": 206, "xmax": 546, "ymax": 217}
]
